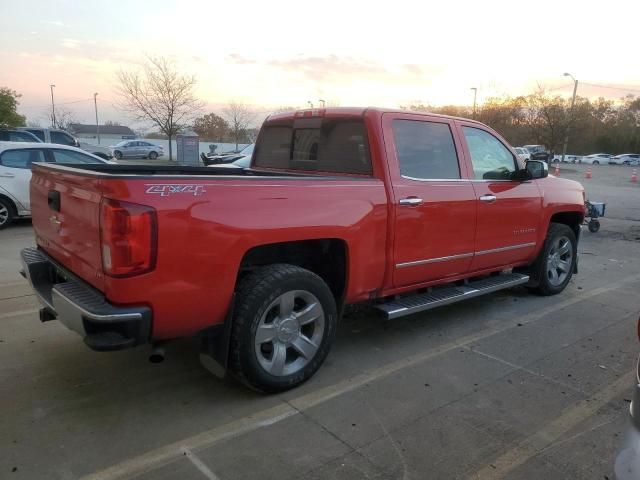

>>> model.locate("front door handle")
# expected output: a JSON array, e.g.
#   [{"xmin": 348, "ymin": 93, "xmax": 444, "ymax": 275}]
[
  {"xmin": 399, "ymin": 197, "xmax": 423, "ymax": 206},
  {"xmin": 479, "ymin": 194, "xmax": 497, "ymax": 203},
  {"xmin": 0, "ymin": 172, "xmax": 15, "ymax": 178}
]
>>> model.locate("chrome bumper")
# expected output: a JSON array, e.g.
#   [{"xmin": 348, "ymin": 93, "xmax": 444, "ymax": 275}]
[{"xmin": 20, "ymin": 247, "xmax": 151, "ymax": 351}]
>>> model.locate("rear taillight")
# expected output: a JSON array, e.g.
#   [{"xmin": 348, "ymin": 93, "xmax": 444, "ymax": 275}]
[{"xmin": 100, "ymin": 198, "xmax": 157, "ymax": 277}]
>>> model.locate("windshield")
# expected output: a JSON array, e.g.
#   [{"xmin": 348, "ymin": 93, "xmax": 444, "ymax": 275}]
[{"xmin": 240, "ymin": 144, "xmax": 254, "ymax": 155}]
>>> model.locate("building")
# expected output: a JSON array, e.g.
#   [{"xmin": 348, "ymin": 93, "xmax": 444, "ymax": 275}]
[{"xmin": 68, "ymin": 124, "xmax": 136, "ymax": 143}]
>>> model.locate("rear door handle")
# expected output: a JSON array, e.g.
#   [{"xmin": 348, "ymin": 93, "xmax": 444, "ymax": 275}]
[
  {"xmin": 479, "ymin": 195, "xmax": 497, "ymax": 203},
  {"xmin": 399, "ymin": 197, "xmax": 423, "ymax": 206},
  {"xmin": 0, "ymin": 172, "xmax": 15, "ymax": 178}
]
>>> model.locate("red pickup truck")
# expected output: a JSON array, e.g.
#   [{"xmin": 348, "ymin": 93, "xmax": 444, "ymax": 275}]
[{"xmin": 21, "ymin": 108, "xmax": 585, "ymax": 392}]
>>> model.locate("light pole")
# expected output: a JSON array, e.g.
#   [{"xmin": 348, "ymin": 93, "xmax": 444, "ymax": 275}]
[
  {"xmin": 318, "ymin": 99, "xmax": 326, "ymax": 107},
  {"xmin": 470, "ymin": 87, "xmax": 477, "ymax": 118},
  {"xmin": 49, "ymin": 84, "xmax": 56, "ymax": 128},
  {"xmin": 93, "ymin": 93, "xmax": 100, "ymax": 144},
  {"xmin": 307, "ymin": 101, "xmax": 314, "ymax": 108},
  {"xmin": 561, "ymin": 72, "xmax": 578, "ymax": 163}
]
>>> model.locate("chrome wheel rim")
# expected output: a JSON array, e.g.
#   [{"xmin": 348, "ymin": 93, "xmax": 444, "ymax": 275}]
[
  {"xmin": 0, "ymin": 205, "xmax": 8, "ymax": 225},
  {"xmin": 547, "ymin": 235, "xmax": 572, "ymax": 287},
  {"xmin": 254, "ymin": 290, "xmax": 325, "ymax": 377}
]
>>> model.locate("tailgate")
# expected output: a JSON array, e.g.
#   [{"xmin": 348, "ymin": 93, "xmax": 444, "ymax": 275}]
[{"xmin": 31, "ymin": 164, "xmax": 105, "ymax": 291}]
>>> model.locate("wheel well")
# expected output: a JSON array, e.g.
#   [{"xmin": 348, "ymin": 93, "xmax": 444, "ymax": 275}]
[
  {"xmin": 0, "ymin": 194, "xmax": 17, "ymax": 214},
  {"xmin": 238, "ymin": 239, "xmax": 348, "ymax": 304},
  {"xmin": 550, "ymin": 211, "xmax": 583, "ymax": 238}
]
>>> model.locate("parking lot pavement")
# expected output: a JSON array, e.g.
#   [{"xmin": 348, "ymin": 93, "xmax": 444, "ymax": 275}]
[{"xmin": 1, "ymin": 165, "xmax": 640, "ymax": 479}]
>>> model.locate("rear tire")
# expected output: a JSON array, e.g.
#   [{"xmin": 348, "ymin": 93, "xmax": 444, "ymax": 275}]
[
  {"xmin": 527, "ymin": 223, "xmax": 577, "ymax": 296},
  {"xmin": 588, "ymin": 219, "xmax": 600, "ymax": 233},
  {"xmin": 229, "ymin": 264, "xmax": 337, "ymax": 393},
  {"xmin": 0, "ymin": 198, "xmax": 15, "ymax": 230}
]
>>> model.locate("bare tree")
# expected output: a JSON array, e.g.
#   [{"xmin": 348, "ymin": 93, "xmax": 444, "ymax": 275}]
[
  {"xmin": 48, "ymin": 107, "xmax": 77, "ymax": 130},
  {"xmin": 116, "ymin": 56, "xmax": 202, "ymax": 160},
  {"xmin": 223, "ymin": 102, "xmax": 254, "ymax": 150}
]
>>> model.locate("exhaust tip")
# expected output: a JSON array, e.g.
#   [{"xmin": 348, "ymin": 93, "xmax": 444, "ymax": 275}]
[{"xmin": 149, "ymin": 345, "xmax": 165, "ymax": 363}]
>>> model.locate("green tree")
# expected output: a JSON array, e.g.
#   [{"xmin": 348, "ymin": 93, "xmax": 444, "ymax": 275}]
[
  {"xmin": 193, "ymin": 113, "xmax": 229, "ymax": 141},
  {"xmin": 0, "ymin": 87, "xmax": 26, "ymax": 127}
]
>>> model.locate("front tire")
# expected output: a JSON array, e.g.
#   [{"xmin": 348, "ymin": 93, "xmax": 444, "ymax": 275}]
[
  {"xmin": 593, "ymin": 160, "xmax": 599, "ymax": 165},
  {"xmin": 0, "ymin": 198, "xmax": 15, "ymax": 230},
  {"xmin": 113, "ymin": 150, "xmax": 123, "ymax": 160},
  {"xmin": 528, "ymin": 223, "xmax": 577, "ymax": 296},
  {"xmin": 229, "ymin": 264, "xmax": 338, "ymax": 393},
  {"xmin": 148, "ymin": 151, "xmax": 158, "ymax": 160}
]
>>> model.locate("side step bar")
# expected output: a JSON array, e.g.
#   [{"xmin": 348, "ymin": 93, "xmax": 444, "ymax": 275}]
[{"xmin": 374, "ymin": 272, "xmax": 529, "ymax": 320}]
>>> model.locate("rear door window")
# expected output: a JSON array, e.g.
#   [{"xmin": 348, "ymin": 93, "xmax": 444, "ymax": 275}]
[
  {"xmin": 0, "ymin": 149, "xmax": 46, "ymax": 168},
  {"xmin": 254, "ymin": 119, "xmax": 371, "ymax": 174},
  {"xmin": 26, "ymin": 129, "xmax": 46, "ymax": 141},
  {"xmin": 392, "ymin": 120, "xmax": 460, "ymax": 180}
]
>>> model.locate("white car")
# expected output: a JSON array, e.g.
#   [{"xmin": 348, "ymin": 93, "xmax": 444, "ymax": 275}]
[
  {"xmin": 514, "ymin": 147, "xmax": 531, "ymax": 161},
  {"xmin": 610, "ymin": 154, "xmax": 640, "ymax": 165},
  {"xmin": 581, "ymin": 153, "xmax": 611, "ymax": 165},
  {"xmin": 0, "ymin": 142, "xmax": 110, "ymax": 229},
  {"xmin": 553, "ymin": 154, "xmax": 582, "ymax": 163}
]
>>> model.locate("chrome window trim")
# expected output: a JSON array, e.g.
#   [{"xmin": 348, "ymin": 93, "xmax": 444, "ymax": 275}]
[{"xmin": 395, "ymin": 242, "xmax": 536, "ymax": 269}]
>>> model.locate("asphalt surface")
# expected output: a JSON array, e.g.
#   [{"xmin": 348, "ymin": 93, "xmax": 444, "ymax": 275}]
[{"xmin": 1, "ymin": 164, "xmax": 639, "ymax": 480}]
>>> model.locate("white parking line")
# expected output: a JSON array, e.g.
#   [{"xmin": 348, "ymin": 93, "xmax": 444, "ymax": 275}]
[
  {"xmin": 181, "ymin": 447, "xmax": 221, "ymax": 480},
  {"xmin": 80, "ymin": 273, "xmax": 640, "ymax": 480}
]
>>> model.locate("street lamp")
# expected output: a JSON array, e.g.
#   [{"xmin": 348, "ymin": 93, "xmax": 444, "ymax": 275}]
[
  {"xmin": 49, "ymin": 84, "xmax": 56, "ymax": 128},
  {"xmin": 93, "ymin": 93, "xmax": 100, "ymax": 144},
  {"xmin": 318, "ymin": 99, "xmax": 326, "ymax": 107},
  {"xmin": 470, "ymin": 87, "xmax": 477, "ymax": 118},
  {"xmin": 561, "ymin": 72, "xmax": 579, "ymax": 163},
  {"xmin": 307, "ymin": 101, "xmax": 314, "ymax": 108}
]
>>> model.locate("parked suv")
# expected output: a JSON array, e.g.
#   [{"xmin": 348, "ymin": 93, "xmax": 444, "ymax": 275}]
[
  {"xmin": 523, "ymin": 145, "xmax": 551, "ymax": 161},
  {"xmin": 17, "ymin": 127, "xmax": 113, "ymax": 159},
  {"xmin": 0, "ymin": 129, "xmax": 42, "ymax": 143}
]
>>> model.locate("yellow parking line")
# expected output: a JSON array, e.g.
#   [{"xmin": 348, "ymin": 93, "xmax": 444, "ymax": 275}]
[{"xmin": 469, "ymin": 372, "xmax": 634, "ymax": 480}]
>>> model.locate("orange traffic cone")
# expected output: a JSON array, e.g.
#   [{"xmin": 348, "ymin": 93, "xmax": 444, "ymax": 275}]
[
  {"xmin": 586, "ymin": 167, "xmax": 592, "ymax": 179},
  {"xmin": 632, "ymin": 169, "xmax": 638, "ymax": 183},
  {"xmin": 554, "ymin": 163, "xmax": 560, "ymax": 176}
]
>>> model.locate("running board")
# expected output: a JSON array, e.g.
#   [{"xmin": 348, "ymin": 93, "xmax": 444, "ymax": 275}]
[{"xmin": 374, "ymin": 272, "xmax": 529, "ymax": 320}]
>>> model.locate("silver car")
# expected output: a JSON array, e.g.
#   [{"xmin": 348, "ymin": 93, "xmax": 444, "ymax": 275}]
[{"xmin": 111, "ymin": 140, "xmax": 164, "ymax": 160}]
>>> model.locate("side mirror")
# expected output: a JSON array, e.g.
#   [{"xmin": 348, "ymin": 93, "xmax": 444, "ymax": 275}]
[{"xmin": 525, "ymin": 160, "xmax": 548, "ymax": 179}]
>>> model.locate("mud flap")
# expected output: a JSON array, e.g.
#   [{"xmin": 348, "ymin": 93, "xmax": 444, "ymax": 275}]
[{"xmin": 198, "ymin": 294, "xmax": 235, "ymax": 379}]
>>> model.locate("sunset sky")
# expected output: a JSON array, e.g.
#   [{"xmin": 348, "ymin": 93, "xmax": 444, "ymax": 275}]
[{"xmin": 1, "ymin": 0, "xmax": 639, "ymax": 130}]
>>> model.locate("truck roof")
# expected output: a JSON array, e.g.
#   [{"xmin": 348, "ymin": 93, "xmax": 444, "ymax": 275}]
[{"xmin": 266, "ymin": 106, "xmax": 483, "ymax": 125}]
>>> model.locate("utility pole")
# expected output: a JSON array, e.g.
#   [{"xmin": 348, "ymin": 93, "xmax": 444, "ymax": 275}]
[
  {"xmin": 470, "ymin": 87, "xmax": 477, "ymax": 118},
  {"xmin": 561, "ymin": 73, "xmax": 578, "ymax": 163},
  {"xmin": 50, "ymin": 84, "xmax": 56, "ymax": 128},
  {"xmin": 93, "ymin": 93, "xmax": 100, "ymax": 144}
]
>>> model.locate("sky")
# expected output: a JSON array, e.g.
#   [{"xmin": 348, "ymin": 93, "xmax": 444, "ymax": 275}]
[{"xmin": 1, "ymin": 0, "xmax": 639, "ymax": 130}]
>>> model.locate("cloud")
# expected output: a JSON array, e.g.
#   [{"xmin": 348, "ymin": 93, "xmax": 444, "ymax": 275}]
[
  {"xmin": 47, "ymin": 20, "xmax": 64, "ymax": 27},
  {"xmin": 226, "ymin": 53, "xmax": 434, "ymax": 83},
  {"xmin": 61, "ymin": 39, "xmax": 80, "ymax": 49}
]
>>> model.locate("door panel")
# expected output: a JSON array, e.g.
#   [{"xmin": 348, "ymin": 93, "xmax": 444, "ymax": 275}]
[
  {"xmin": 383, "ymin": 114, "xmax": 477, "ymax": 288},
  {"xmin": 0, "ymin": 149, "xmax": 46, "ymax": 211},
  {"xmin": 458, "ymin": 123, "xmax": 542, "ymax": 271}
]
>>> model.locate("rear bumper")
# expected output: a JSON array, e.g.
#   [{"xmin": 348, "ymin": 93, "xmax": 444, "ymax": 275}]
[{"xmin": 20, "ymin": 247, "xmax": 151, "ymax": 351}]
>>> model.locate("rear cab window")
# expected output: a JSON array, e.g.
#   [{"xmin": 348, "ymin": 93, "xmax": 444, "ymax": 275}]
[
  {"xmin": 254, "ymin": 117, "xmax": 372, "ymax": 175},
  {"xmin": 26, "ymin": 129, "xmax": 46, "ymax": 141}
]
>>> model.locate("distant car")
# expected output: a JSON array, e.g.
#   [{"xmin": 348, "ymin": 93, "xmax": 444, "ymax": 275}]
[
  {"xmin": 610, "ymin": 154, "xmax": 640, "ymax": 166},
  {"xmin": 206, "ymin": 155, "xmax": 251, "ymax": 172},
  {"xmin": 17, "ymin": 127, "xmax": 113, "ymax": 159},
  {"xmin": 523, "ymin": 144, "xmax": 551, "ymax": 161},
  {"xmin": 582, "ymin": 153, "xmax": 611, "ymax": 165},
  {"xmin": 111, "ymin": 140, "xmax": 164, "ymax": 160},
  {"xmin": 0, "ymin": 142, "xmax": 110, "ymax": 229},
  {"xmin": 552, "ymin": 154, "xmax": 582, "ymax": 163},
  {"xmin": 514, "ymin": 147, "xmax": 531, "ymax": 161},
  {"xmin": 202, "ymin": 144, "xmax": 254, "ymax": 166},
  {"xmin": 0, "ymin": 129, "xmax": 42, "ymax": 143}
]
